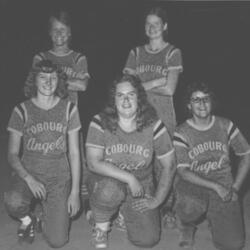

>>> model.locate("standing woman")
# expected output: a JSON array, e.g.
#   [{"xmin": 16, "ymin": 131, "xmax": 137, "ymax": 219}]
[
  {"xmin": 86, "ymin": 74, "xmax": 176, "ymax": 248},
  {"xmin": 4, "ymin": 60, "xmax": 81, "ymax": 248},
  {"xmin": 123, "ymin": 6, "xmax": 183, "ymax": 226},
  {"xmin": 32, "ymin": 10, "xmax": 90, "ymax": 213},
  {"xmin": 123, "ymin": 6, "xmax": 183, "ymax": 137}
]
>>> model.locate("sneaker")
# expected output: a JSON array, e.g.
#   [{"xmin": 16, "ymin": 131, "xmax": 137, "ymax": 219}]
[
  {"xmin": 17, "ymin": 217, "xmax": 35, "ymax": 244},
  {"xmin": 179, "ymin": 226, "xmax": 195, "ymax": 249},
  {"xmin": 92, "ymin": 227, "xmax": 108, "ymax": 249},
  {"xmin": 162, "ymin": 210, "xmax": 177, "ymax": 229},
  {"xmin": 113, "ymin": 212, "xmax": 126, "ymax": 232}
]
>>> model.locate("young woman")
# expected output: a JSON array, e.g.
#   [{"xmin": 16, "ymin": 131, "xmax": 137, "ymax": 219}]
[
  {"xmin": 123, "ymin": 6, "xmax": 183, "ymax": 228},
  {"xmin": 32, "ymin": 10, "xmax": 90, "ymax": 106},
  {"xmin": 4, "ymin": 60, "xmax": 81, "ymax": 247},
  {"xmin": 86, "ymin": 74, "xmax": 176, "ymax": 248},
  {"xmin": 32, "ymin": 10, "xmax": 90, "ymax": 216},
  {"xmin": 173, "ymin": 82, "xmax": 250, "ymax": 249}
]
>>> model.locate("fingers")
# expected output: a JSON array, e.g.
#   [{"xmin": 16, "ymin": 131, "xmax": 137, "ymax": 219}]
[{"xmin": 132, "ymin": 198, "xmax": 150, "ymax": 213}]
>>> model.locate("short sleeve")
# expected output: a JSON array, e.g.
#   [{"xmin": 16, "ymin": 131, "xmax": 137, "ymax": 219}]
[
  {"xmin": 153, "ymin": 120, "xmax": 174, "ymax": 159},
  {"xmin": 173, "ymin": 130, "xmax": 191, "ymax": 169},
  {"xmin": 86, "ymin": 115, "xmax": 105, "ymax": 149},
  {"xmin": 123, "ymin": 49, "xmax": 137, "ymax": 75},
  {"xmin": 7, "ymin": 104, "xmax": 26, "ymax": 136},
  {"xmin": 74, "ymin": 54, "xmax": 90, "ymax": 79},
  {"xmin": 67, "ymin": 103, "xmax": 81, "ymax": 133},
  {"xmin": 167, "ymin": 48, "xmax": 183, "ymax": 72},
  {"xmin": 227, "ymin": 121, "xmax": 250, "ymax": 156}
]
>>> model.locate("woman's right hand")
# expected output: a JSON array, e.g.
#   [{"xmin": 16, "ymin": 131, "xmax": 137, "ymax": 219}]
[
  {"xmin": 214, "ymin": 183, "xmax": 231, "ymax": 202},
  {"xmin": 24, "ymin": 175, "xmax": 47, "ymax": 200},
  {"xmin": 127, "ymin": 176, "xmax": 144, "ymax": 197}
]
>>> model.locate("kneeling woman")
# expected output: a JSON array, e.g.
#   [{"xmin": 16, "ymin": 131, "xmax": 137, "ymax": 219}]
[
  {"xmin": 86, "ymin": 74, "xmax": 176, "ymax": 248},
  {"xmin": 4, "ymin": 60, "xmax": 81, "ymax": 248}
]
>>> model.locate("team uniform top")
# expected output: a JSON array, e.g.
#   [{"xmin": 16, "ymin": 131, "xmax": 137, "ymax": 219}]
[
  {"xmin": 123, "ymin": 43, "xmax": 183, "ymax": 134},
  {"xmin": 33, "ymin": 50, "xmax": 90, "ymax": 105},
  {"xmin": 173, "ymin": 116, "xmax": 250, "ymax": 186},
  {"xmin": 7, "ymin": 99, "xmax": 81, "ymax": 159},
  {"xmin": 86, "ymin": 115, "xmax": 174, "ymax": 180}
]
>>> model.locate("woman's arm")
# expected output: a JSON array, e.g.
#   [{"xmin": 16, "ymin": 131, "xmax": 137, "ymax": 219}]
[
  {"xmin": 8, "ymin": 132, "xmax": 46, "ymax": 199},
  {"xmin": 232, "ymin": 153, "xmax": 250, "ymax": 192},
  {"xmin": 67, "ymin": 77, "xmax": 89, "ymax": 92},
  {"xmin": 154, "ymin": 152, "xmax": 176, "ymax": 206},
  {"xmin": 178, "ymin": 167, "xmax": 231, "ymax": 201},
  {"xmin": 149, "ymin": 69, "xmax": 181, "ymax": 96},
  {"xmin": 67, "ymin": 130, "xmax": 81, "ymax": 216},
  {"xmin": 86, "ymin": 146, "xmax": 143, "ymax": 197}
]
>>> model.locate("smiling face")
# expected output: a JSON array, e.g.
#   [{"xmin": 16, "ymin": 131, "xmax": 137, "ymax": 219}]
[
  {"xmin": 145, "ymin": 14, "xmax": 167, "ymax": 40},
  {"xmin": 115, "ymin": 81, "xmax": 138, "ymax": 119},
  {"xmin": 36, "ymin": 71, "xmax": 58, "ymax": 97},
  {"xmin": 50, "ymin": 18, "xmax": 71, "ymax": 47},
  {"xmin": 188, "ymin": 91, "xmax": 212, "ymax": 120}
]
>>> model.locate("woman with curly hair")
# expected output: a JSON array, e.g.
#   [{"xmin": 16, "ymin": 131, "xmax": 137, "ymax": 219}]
[
  {"xmin": 4, "ymin": 59, "xmax": 81, "ymax": 248},
  {"xmin": 85, "ymin": 74, "xmax": 176, "ymax": 248}
]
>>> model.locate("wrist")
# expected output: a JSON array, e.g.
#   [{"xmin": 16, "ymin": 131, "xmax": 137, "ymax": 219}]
[{"xmin": 231, "ymin": 186, "xmax": 239, "ymax": 194}]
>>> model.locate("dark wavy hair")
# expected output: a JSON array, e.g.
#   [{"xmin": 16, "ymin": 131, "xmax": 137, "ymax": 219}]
[
  {"xmin": 100, "ymin": 74, "xmax": 158, "ymax": 133},
  {"xmin": 24, "ymin": 59, "xmax": 68, "ymax": 98},
  {"xmin": 185, "ymin": 81, "xmax": 216, "ymax": 117}
]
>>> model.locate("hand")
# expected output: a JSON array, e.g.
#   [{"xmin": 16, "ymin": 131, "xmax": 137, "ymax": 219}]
[
  {"xmin": 132, "ymin": 194, "xmax": 159, "ymax": 213},
  {"xmin": 24, "ymin": 175, "xmax": 46, "ymax": 200},
  {"xmin": 214, "ymin": 184, "xmax": 232, "ymax": 202},
  {"xmin": 68, "ymin": 192, "xmax": 80, "ymax": 217},
  {"xmin": 231, "ymin": 187, "xmax": 239, "ymax": 202},
  {"xmin": 127, "ymin": 176, "xmax": 144, "ymax": 198}
]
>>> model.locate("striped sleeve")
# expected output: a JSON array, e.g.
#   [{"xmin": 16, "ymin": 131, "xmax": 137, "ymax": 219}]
[
  {"xmin": 67, "ymin": 102, "xmax": 81, "ymax": 133},
  {"xmin": 153, "ymin": 120, "xmax": 174, "ymax": 159},
  {"xmin": 74, "ymin": 53, "xmax": 90, "ymax": 80},
  {"xmin": 166, "ymin": 47, "xmax": 183, "ymax": 72},
  {"xmin": 7, "ymin": 103, "xmax": 27, "ymax": 136},
  {"xmin": 173, "ymin": 131, "xmax": 191, "ymax": 169},
  {"xmin": 86, "ymin": 114, "xmax": 105, "ymax": 149},
  {"xmin": 227, "ymin": 121, "xmax": 250, "ymax": 156},
  {"xmin": 123, "ymin": 48, "xmax": 137, "ymax": 75}
]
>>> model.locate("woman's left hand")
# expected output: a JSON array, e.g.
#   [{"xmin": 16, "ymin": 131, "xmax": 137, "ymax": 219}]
[
  {"xmin": 67, "ymin": 192, "xmax": 80, "ymax": 217},
  {"xmin": 132, "ymin": 194, "xmax": 159, "ymax": 213}
]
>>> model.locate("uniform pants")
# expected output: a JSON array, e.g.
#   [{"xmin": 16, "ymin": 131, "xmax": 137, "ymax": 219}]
[
  {"xmin": 175, "ymin": 180, "xmax": 245, "ymax": 250},
  {"xmin": 4, "ymin": 156, "xmax": 71, "ymax": 248},
  {"xmin": 88, "ymin": 174, "xmax": 161, "ymax": 248}
]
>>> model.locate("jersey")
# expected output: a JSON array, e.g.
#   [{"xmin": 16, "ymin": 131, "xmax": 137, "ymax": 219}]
[
  {"xmin": 86, "ymin": 115, "xmax": 174, "ymax": 180},
  {"xmin": 33, "ymin": 50, "xmax": 90, "ymax": 105},
  {"xmin": 123, "ymin": 43, "xmax": 183, "ymax": 136},
  {"xmin": 173, "ymin": 116, "xmax": 250, "ymax": 186},
  {"xmin": 7, "ymin": 99, "xmax": 81, "ymax": 159}
]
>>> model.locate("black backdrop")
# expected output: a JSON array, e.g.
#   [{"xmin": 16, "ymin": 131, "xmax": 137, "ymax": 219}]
[{"xmin": 2, "ymin": 1, "xmax": 250, "ymax": 138}]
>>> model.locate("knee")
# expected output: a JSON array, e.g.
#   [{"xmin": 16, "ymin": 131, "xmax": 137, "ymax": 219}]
[
  {"xmin": 130, "ymin": 233, "xmax": 160, "ymax": 248},
  {"xmin": 4, "ymin": 191, "xmax": 24, "ymax": 213},
  {"xmin": 214, "ymin": 239, "xmax": 244, "ymax": 250},
  {"xmin": 46, "ymin": 235, "xmax": 68, "ymax": 248},
  {"xmin": 92, "ymin": 178, "xmax": 125, "ymax": 206}
]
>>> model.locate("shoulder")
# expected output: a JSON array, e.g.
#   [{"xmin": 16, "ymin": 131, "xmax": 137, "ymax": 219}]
[
  {"xmin": 89, "ymin": 114, "xmax": 104, "ymax": 131},
  {"xmin": 152, "ymin": 119, "xmax": 167, "ymax": 139}
]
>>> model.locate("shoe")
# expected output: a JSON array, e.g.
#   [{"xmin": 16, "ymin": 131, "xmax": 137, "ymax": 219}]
[
  {"xmin": 113, "ymin": 212, "xmax": 126, "ymax": 232},
  {"xmin": 92, "ymin": 227, "xmax": 108, "ymax": 249},
  {"xmin": 17, "ymin": 217, "xmax": 35, "ymax": 244},
  {"xmin": 34, "ymin": 217, "xmax": 42, "ymax": 233},
  {"xmin": 162, "ymin": 210, "xmax": 177, "ymax": 229},
  {"xmin": 179, "ymin": 226, "xmax": 195, "ymax": 248}
]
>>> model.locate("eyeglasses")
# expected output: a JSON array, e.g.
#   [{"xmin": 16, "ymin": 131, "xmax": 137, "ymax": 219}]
[{"xmin": 190, "ymin": 96, "xmax": 211, "ymax": 104}]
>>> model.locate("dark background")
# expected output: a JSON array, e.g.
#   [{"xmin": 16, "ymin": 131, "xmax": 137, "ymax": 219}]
[{"xmin": 1, "ymin": 0, "xmax": 250, "ymax": 139}]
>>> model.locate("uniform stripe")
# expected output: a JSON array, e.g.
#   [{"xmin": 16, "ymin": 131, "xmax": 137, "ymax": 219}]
[
  {"xmin": 157, "ymin": 148, "xmax": 175, "ymax": 159},
  {"xmin": 7, "ymin": 127, "xmax": 23, "ymax": 136},
  {"xmin": 153, "ymin": 120, "xmax": 165, "ymax": 140},
  {"xmin": 173, "ymin": 132, "xmax": 189, "ymax": 148},
  {"xmin": 85, "ymin": 143, "xmax": 104, "ymax": 149},
  {"xmin": 227, "ymin": 122, "xmax": 239, "ymax": 142},
  {"xmin": 75, "ymin": 53, "xmax": 84, "ymax": 64},
  {"xmin": 167, "ymin": 45, "xmax": 176, "ymax": 59},
  {"xmin": 68, "ymin": 102, "xmax": 75, "ymax": 119},
  {"xmin": 236, "ymin": 149, "xmax": 250, "ymax": 156},
  {"xmin": 15, "ymin": 103, "xmax": 27, "ymax": 123}
]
